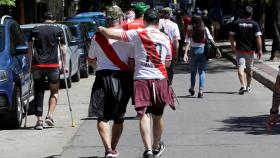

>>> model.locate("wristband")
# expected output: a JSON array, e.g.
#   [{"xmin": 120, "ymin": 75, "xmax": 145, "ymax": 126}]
[{"xmin": 270, "ymin": 108, "xmax": 279, "ymax": 114}]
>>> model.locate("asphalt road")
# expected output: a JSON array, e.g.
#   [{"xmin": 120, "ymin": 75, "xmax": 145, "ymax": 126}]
[
  {"xmin": 1, "ymin": 58, "xmax": 280, "ymax": 158},
  {"xmin": 61, "ymin": 58, "xmax": 280, "ymax": 158}
]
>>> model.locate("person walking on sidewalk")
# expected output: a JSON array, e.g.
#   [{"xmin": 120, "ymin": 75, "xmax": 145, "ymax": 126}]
[
  {"xmin": 159, "ymin": 7, "xmax": 181, "ymax": 84},
  {"xmin": 184, "ymin": 15, "xmax": 221, "ymax": 98},
  {"xmin": 98, "ymin": 9, "xmax": 176, "ymax": 158},
  {"xmin": 87, "ymin": 5, "xmax": 134, "ymax": 158},
  {"xmin": 267, "ymin": 68, "xmax": 280, "ymax": 130},
  {"xmin": 229, "ymin": 6, "xmax": 262, "ymax": 95},
  {"xmin": 28, "ymin": 12, "xmax": 66, "ymax": 130}
]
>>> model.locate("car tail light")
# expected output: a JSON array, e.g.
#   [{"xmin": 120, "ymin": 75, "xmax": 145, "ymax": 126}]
[
  {"xmin": 0, "ymin": 96, "xmax": 7, "ymax": 107},
  {"xmin": 0, "ymin": 70, "xmax": 8, "ymax": 82}
]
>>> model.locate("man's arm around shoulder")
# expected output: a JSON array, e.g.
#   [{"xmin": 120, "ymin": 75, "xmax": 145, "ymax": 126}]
[{"xmin": 98, "ymin": 26, "xmax": 122, "ymax": 41}]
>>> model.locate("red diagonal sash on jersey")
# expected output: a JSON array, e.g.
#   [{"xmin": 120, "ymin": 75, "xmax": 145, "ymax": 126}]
[
  {"xmin": 94, "ymin": 32, "xmax": 129, "ymax": 71},
  {"xmin": 138, "ymin": 30, "xmax": 167, "ymax": 78}
]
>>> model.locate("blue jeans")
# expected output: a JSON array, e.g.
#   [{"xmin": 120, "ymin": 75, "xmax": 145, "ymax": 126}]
[{"xmin": 189, "ymin": 47, "xmax": 207, "ymax": 90}]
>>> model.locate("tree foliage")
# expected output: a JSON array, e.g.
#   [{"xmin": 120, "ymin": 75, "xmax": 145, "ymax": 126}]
[{"xmin": 0, "ymin": 0, "xmax": 15, "ymax": 6}]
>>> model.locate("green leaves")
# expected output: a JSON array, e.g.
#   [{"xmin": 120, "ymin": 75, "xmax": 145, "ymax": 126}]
[{"xmin": 0, "ymin": 0, "xmax": 16, "ymax": 7}]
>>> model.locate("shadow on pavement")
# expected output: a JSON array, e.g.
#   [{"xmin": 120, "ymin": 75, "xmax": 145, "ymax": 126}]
[
  {"xmin": 176, "ymin": 91, "xmax": 238, "ymax": 98},
  {"xmin": 79, "ymin": 156, "xmax": 104, "ymax": 158},
  {"xmin": 44, "ymin": 155, "xmax": 61, "ymax": 158},
  {"xmin": 81, "ymin": 116, "xmax": 139, "ymax": 121},
  {"xmin": 204, "ymin": 91, "xmax": 239, "ymax": 95},
  {"xmin": 215, "ymin": 115, "xmax": 280, "ymax": 135},
  {"xmin": 177, "ymin": 95, "xmax": 197, "ymax": 98}
]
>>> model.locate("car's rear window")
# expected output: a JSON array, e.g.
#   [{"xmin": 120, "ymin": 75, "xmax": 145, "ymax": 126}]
[
  {"xmin": 22, "ymin": 28, "xmax": 32, "ymax": 42},
  {"xmin": 68, "ymin": 26, "xmax": 80, "ymax": 39},
  {"xmin": 83, "ymin": 22, "xmax": 97, "ymax": 34},
  {"xmin": 0, "ymin": 26, "xmax": 4, "ymax": 51}
]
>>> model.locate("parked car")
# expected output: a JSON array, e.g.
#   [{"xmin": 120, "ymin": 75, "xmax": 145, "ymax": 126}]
[
  {"xmin": 0, "ymin": 15, "xmax": 34, "ymax": 128},
  {"xmin": 69, "ymin": 12, "xmax": 106, "ymax": 26},
  {"xmin": 66, "ymin": 12, "xmax": 105, "ymax": 38},
  {"xmin": 20, "ymin": 23, "xmax": 81, "ymax": 88},
  {"xmin": 59, "ymin": 21, "xmax": 91, "ymax": 78},
  {"xmin": 220, "ymin": 14, "xmax": 235, "ymax": 39}
]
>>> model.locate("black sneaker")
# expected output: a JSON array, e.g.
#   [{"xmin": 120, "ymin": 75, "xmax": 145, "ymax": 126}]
[
  {"xmin": 238, "ymin": 87, "xmax": 246, "ymax": 95},
  {"xmin": 198, "ymin": 92, "xmax": 203, "ymax": 98},
  {"xmin": 45, "ymin": 116, "xmax": 55, "ymax": 127},
  {"xmin": 153, "ymin": 141, "xmax": 166, "ymax": 157},
  {"xmin": 34, "ymin": 120, "xmax": 43, "ymax": 130},
  {"xmin": 189, "ymin": 88, "xmax": 195, "ymax": 96},
  {"xmin": 142, "ymin": 150, "xmax": 154, "ymax": 158}
]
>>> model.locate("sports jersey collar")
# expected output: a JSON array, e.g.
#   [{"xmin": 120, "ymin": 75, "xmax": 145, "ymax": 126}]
[
  {"xmin": 145, "ymin": 26, "xmax": 160, "ymax": 32},
  {"xmin": 44, "ymin": 21, "xmax": 55, "ymax": 24},
  {"xmin": 134, "ymin": 17, "xmax": 143, "ymax": 21}
]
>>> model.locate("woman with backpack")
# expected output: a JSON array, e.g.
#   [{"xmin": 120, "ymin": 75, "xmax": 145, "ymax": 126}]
[{"xmin": 183, "ymin": 15, "xmax": 221, "ymax": 98}]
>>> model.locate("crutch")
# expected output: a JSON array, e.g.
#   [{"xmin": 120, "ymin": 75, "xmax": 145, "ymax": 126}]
[
  {"xmin": 24, "ymin": 37, "xmax": 35, "ymax": 128},
  {"xmin": 58, "ymin": 37, "xmax": 76, "ymax": 127}
]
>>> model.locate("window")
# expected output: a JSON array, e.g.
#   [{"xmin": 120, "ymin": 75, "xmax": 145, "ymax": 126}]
[
  {"xmin": 65, "ymin": 27, "xmax": 75, "ymax": 42},
  {"xmin": 0, "ymin": 26, "xmax": 4, "ymax": 52},
  {"xmin": 68, "ymin": 26, "xmax": 80, "ymax": 40},
  {"xmin": 10, "ymin": 23, "xmax": 25, "ymax": 54},
  {"xmin": 22, "ymin": 28, "xmax": 32, "ymax": 42}
]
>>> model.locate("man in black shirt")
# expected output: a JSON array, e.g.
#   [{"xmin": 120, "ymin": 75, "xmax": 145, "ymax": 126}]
[
  {"xmin": 229, "ymin": 6, "xmax": 262, "ymax": 95},
  {"xmin": 28, "ymin": 12, "xmax": 66, "ymax": 130}
]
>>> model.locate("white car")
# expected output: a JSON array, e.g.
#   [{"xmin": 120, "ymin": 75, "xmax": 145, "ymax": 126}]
[{"xmin": 20, "ymin": 23, "xmax": 81, "ymax": 88}]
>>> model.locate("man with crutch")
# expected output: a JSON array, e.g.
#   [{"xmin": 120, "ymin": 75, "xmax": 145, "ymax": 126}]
[{"xmin": 27, "ymin": 12, "xmax": 66, "ymax": 130}]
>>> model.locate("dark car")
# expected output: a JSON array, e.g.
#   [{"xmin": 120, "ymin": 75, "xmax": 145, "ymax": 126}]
[
  {"xmin": 60, "ymin": 21, "xmax": 91, "ymax": 78},
  {"xmin": 0, "ymin": 15, "xmax": 34, "ymax": 128},
  {"xmin": 69, "ymin": 12, "xmax": 106, "ymax": 26},
  {"xmin": 66, "ymin": 12, "xmax": 105, "ymax": 38}
]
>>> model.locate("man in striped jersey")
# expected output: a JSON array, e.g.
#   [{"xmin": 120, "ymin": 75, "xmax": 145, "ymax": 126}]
[
  {"xmin": 88, "ymin": 5, "xmax": 134, "ymax": 158},
  {"xmin": 98, "ymin": 9, "xmax": 175, "ymax": 158}
]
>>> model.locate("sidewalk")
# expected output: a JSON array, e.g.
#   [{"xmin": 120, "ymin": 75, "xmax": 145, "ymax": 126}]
[{"xmin": 216, "ymin": 39, "xmax": 279, "ymax": 91}]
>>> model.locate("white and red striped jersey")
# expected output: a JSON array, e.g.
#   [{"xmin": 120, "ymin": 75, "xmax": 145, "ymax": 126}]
[
  {"xmin": 121, "ymin": 27, "xmax": 172, "ymax": 80},
  {"xmin": 88, "ymin": 29, "xmax": 134, "ymax": 71}
]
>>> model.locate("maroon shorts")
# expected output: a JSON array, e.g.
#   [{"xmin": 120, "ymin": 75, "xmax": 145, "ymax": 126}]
[{"xmin": 133, "ymin": 79, "xmax": 175, "ymax": 116}]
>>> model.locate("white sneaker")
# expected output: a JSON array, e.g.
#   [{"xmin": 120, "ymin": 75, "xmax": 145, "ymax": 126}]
[{"xmin": 246, "ymin": 87, "xmax": 251, "ymax": 93}]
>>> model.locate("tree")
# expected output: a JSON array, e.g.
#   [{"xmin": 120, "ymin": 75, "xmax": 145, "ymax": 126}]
[
  {"xmin": 270, "ymin": 0, "xmax": 280, "ymax": 60},
  {"xmin": 18, "ymin": 0, "xmax": 25, "ymax": 24},
  {"xmin": 0, "ymin": 0, "xmax": 15, "ymax": 6}
]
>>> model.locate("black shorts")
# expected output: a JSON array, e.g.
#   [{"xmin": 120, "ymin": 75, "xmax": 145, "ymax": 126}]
[
  {"xmin": 88, "ymin": 70, "xmax": 133, "ymax": 119},
  {"xmin": 146, "ymin": 106, "xmax": 164, "ymax": 116},
  {"xmin": 32, "ymin": 68, "xmax": 60, "ymax": 83}
]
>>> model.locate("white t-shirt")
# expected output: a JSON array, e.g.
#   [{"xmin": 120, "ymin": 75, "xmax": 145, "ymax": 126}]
[
  {"xmin": 121, "ymin": 27, "xmax": 172, "ymax": 80},
  {"xmin": 159, "ymin": 19, "xmax": 181, "ymax": 41},
  {"xmin": 88, "ymin": 29, "xmax": 134, "ymax": 71}
]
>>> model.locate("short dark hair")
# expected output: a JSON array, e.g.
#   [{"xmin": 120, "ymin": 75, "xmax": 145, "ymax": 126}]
[
  {"xmin": 143, "ymin": 9, "xmax": 159, "ymax": 25},
  {"xmin": 43, "ymin": 12, "xmax": 56, "ymax": 21},
  {"xmin": 244, "ymin": 6, "xmax": 253, "ymax": 18}
]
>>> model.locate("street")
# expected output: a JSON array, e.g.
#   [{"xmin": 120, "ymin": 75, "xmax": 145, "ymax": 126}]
[{"xmin": 1, "ymin": 58, "xmax": 280, "ymax": 158}]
